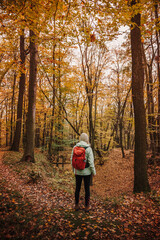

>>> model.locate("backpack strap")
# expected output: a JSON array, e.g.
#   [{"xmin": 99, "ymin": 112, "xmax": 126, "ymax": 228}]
[
  {"xmin": 83, "ymin": 146, "xmax": 89, "ymax": 150},
  {"xmin": 83, "ymin": 146, "xmax": 89, "ymax": 168}
]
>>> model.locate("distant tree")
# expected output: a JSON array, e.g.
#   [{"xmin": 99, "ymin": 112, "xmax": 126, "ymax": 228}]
[
  {"xmin": 11, "ymin": 31, "xmax": 26, "ymax": 151},
  {"xmin": 10, "ymin": 56, "xmax": 17, "ymax": 146},
  {"xmin": 48, "ymin": 19, "xmax": 57, "ymax": 156},
  {"xmin": 142, "ymin": 42, "xmax": 156, "ymax": 157},
  {"xmin": 110, "ymin": 49, "xmax": 131, "ymax": 157}
]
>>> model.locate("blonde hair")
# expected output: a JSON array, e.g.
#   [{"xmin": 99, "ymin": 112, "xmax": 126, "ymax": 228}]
[{"xmin": 80, "ymin": 133, "xmax": 89, "ymax": 144}]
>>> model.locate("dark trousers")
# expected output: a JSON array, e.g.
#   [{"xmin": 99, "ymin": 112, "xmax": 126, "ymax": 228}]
[{"xmin": 75, "ymin": 175, "xmax": 91, "ymax": 206}]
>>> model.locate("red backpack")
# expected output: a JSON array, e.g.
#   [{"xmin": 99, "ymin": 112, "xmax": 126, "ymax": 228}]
[{"xmin": 72, "ymin": 146, "xmax": 88, "ymax": 170}]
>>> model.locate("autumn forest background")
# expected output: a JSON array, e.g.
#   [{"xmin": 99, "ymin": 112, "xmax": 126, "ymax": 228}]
[{"xmin": 0, "ymin": 0, "xmax": 160, "ymax": 239}]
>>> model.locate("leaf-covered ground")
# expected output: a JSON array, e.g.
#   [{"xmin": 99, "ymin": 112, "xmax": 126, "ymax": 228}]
[{"xmin": 0, "ymin": 149, "xmax": 159, "ymax": 239}]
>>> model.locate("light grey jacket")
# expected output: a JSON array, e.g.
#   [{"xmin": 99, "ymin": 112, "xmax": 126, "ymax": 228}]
[{"xmin": 71, "ymin": 141, "xmax": 96, "ymax": 176}]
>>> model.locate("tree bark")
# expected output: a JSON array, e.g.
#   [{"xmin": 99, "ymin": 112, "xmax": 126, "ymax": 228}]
[
  {"xmin": 88, "ymin": 93, "xmax": 94, "ymax": 150},
  {"xmin": 48, "ymin": 43, "xmax": 56, "ymax": 156},
  {"xmin": 22, "ymin": 95, "xmax": 26, "ymax": 148},
  {"xmin": 142, "ymin": 41, "xmax": 156, "ymax": 155},
  {"xmin": 0, "ymin": 111, "xmax": 3, "ymax": 147},
  {"xmin": 42, "ymin": 112, "xmax": 46, "ymax": 149},
  {"xmin": 6, "ymin": 100, "xmax": 9, "ymax": 146},
  {"xmin": 127, "ymin": 103, "xmax": 133, "ymax": 150},
  {"xmin": 10, "ymin": 67, "xmax": 16, "ymax": 145},
  {"xmin": 131, "ymin": 0, "xmax": 150, "ymax": 193},
  {"xmin": 21, "ymin": 29, "xmax": 37, "ymax": 162},
  {"xmin": 48, "ymin": 1, "xmax": 59, "ymax": 155},
  {"xmin": 119, "ymin": 86, "xmax": 131, "ymax": 157},
  {"xmin": 35, "ymin": 117, "xmax": 40, "ymax": 148},
  {"xmin": 56, "ymin": 46, "xmax": 63, "ymax": 152},
  {"xmin": 11, "ymin": 32, "xmax": 25, "ymax": 151},
  {"xmin": 154, "ymin": 2, "xmax": 160, "ymax": 154}
]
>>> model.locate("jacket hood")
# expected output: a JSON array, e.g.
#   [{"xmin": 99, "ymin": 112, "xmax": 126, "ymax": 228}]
[{"xmin": 76, "ymin": 141, "xmax": 90, "ymax": 148}]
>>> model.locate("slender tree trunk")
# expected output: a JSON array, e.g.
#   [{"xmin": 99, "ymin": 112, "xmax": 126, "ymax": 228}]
[
  {"xmin": 155, "ymin": 2, "xmax": 160, "ymax": 154},
  {"xmin": 120, "ymin": 86, "xmax": 131, "ymax": 157},
  {"xmin": 119, "ymin": 120, "xmax": 125, "ymax": 158},
  {"xmin": 11, "ymin": 32, "xmax": 26, "ymax": 151},
  {"xmin": 119, "ymin": 117, "xmax": 124, "ymax": 156},
  {"xmin": 117, "ymin": 69, "xmax": 121, "ymax": 147},
  {"xmin": 10, "ymin": 66, "xmax": 16, "ymax": 145},
  {"xmin": 100, "ymin": 108, "xmax": 103, "ymax": 149},
  {"xmin": 48, "ymin": 44, "xmax": 56, "ymax": 156},
  {"xmin": 127, "ymin": 103, "xmax": 133, "ymax": 150},
  {"xmin": 0, "ymin": 111, "xmax": 2, "ymax": 147},
  {"xmin": 21, "ymin": 30, "xmax": 37, "ymax": 162},
  {"xmin": 42, "ymin": 112, "xmax": 46, "ymax": 148},
  {"xmin": 88, "ymin": 94, "xmax": 94, "ymax": 150},
  {"xmin": 106, "ymin": 124, "xmax": 115, "ymax": 151},
  {"xmin": 22, "ymin": 95, "xmax": 26, "ymax": 148},
  {"xmin": 131, "ymin": 0, "xmax": 150, "ymax": 193},
  {"xmin": 48, "ymin": 3, "xmax": 58, "ymax": 155},
  {"xmin": 93, "ymin": 83, "xmax": 98, "ymax": 151},
  {"xmin": 57, "ymin": 50, "xmax": 63, "ymax": 152},
  {"xmin": 6, "ymin": 101, "xmax": 9, "ymax": 147},
  {"xmin": 142, "ymin": 42, "xmax": 156, "ymax": 156},
  {"xmin": 147, "ymin": 66, "xmax": 156, "ymax": 156},
  {"xmin": 35, "ymin": 117, "xmax": 40, "ymax": 148},
  {"xmin": 46, "ymin": 127, "xmax": 50, "ymax": 150}
]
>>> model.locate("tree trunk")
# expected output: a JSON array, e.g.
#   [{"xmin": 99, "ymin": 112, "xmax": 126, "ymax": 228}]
[
  {"xmin": 35, "ymin": 117, "xmax": 40, "ymax": 148},
  {"xmin": 147, "ymin": 66, "xmax": 156, "ymax": 156},
  {"xmin": 106, "ymin": 124, "xmax": 115, "ymax": 151},
  {"xmin": 142, "ymin": 42, "xmax": 156, "ymax": 156},
  {"xmin": 93, "ymin": 83, "xmax": 98, "ymax": 151},
  {"xmin": 131, "ymin": 0, "xmax": 150, "ymax": 193},
  {"xmin": 42, "ymin": 112, "xmax": 46, "ymax": 149},
  {"xmin": 88, "ymin": 94, "xmax": 94, "ymax": 150},
  {"xmin": 56, "ymin": 50, "xmax": 63, "ymax": 152},
  {"xmin": 48, "ymin": 44, "xmax": 56, "ymax": 156},
  {"xmin": 11, "ymin": 32, "xmax": 25, "ymax": 151},
  {"xmin": 22, "ymin": 95, "xmax": 26, "ymax": 148},
  {"xmin": 155, "ymin": 2, "xmax": 160, "ymax": 154},
  {"xmin": 21, "ymin": 30, "xmax": 37, "ymax": 162},
  {"xmin": 100, "ymin": 108, "xmax": 103, "ymax": 149},
  {"xmin": 0, "ymin": 111, "xmax": 2, "ymax": 147},
  {"xmin": 127, "ymin": 103, "xmax": 133, "ymax": 150},
  {"xmin": 6, "ymin": 100, "xmax": 9, "ymax": 147},
  {"xmin": 119, "ymin": 86, "xmax": 131, "ymax": 157},
  {"xmin": 10, "ymin": 66, "xmax": 16, "ymax": 145},
  {"xmin": 119, "ymin": 119, "xmax": 125, "ymax": 158}
]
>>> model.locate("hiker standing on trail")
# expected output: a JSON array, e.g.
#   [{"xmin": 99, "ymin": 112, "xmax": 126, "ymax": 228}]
[{"xmin": 71, "ymin": 133, "xmax": 96, "ymax": 212}]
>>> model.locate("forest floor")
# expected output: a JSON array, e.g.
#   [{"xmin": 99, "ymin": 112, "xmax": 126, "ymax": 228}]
[{"xmin": 0, "ymin": 148, "xmax": 159, "ymax": 239}]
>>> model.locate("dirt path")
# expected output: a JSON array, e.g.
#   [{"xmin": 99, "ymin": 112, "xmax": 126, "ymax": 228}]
[
  {"xmin": 92, "ymin": 149, "xmax": 134, "ymax": 199},
  {"xmin": 0, "ymin": 151, "xmax": 73, "ymax": 211}
]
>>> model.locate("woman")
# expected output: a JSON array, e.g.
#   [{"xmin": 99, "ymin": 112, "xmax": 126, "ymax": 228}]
[{"xmin": 71, "ymin": 133, "xmax": 96, "ymax": 212}]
